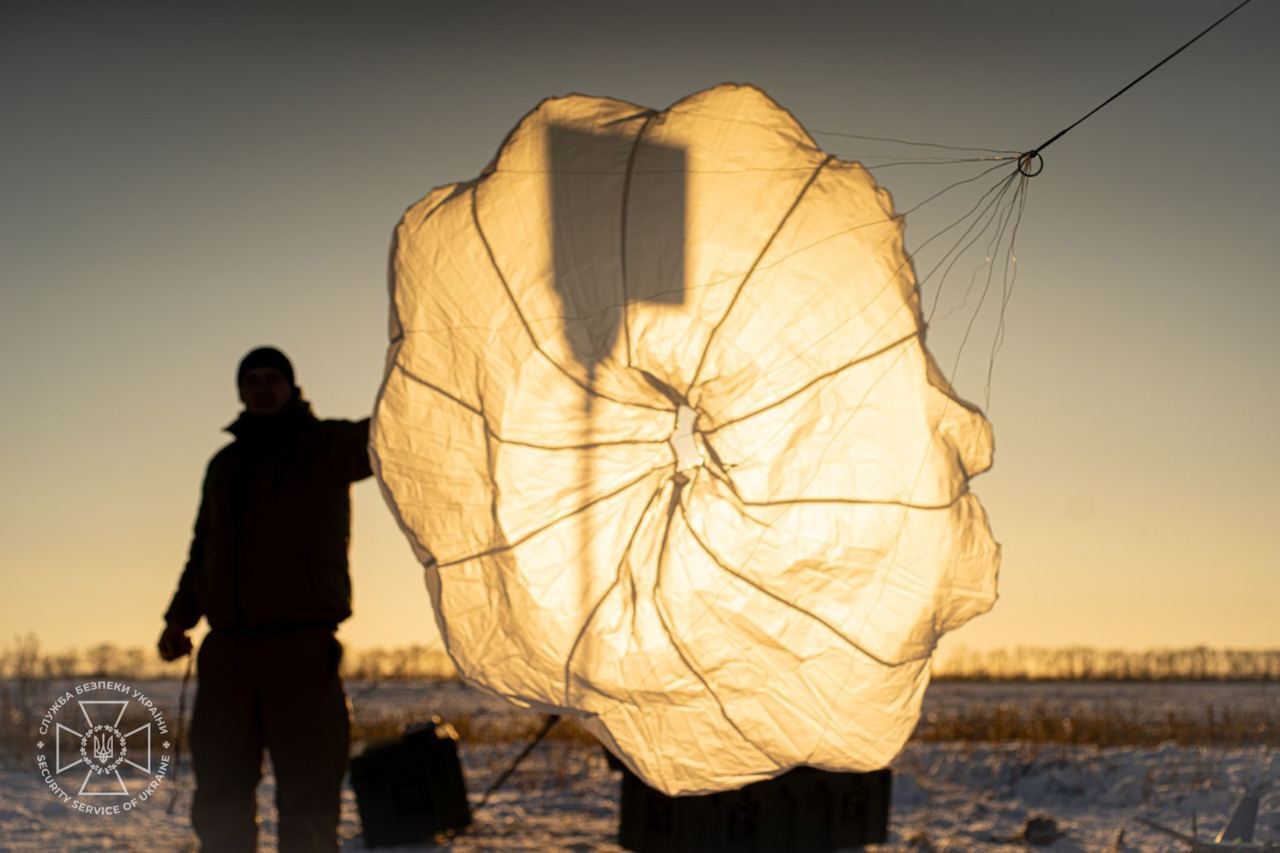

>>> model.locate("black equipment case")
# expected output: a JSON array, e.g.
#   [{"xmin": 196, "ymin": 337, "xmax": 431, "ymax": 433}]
[
  {"xmin": 616, "ymin": 761, "xmax": 891, "ymax": 852},
  {"xmin": 349, "ymin": 719, "xmax": 471, "ymax": 847}
]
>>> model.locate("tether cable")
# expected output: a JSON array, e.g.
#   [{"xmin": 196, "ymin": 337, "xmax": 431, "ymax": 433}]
[
  {"xmin": 342, "ymin": 713, "xmax": 563, "ymax": 845},
  {"xmin": 165, "ymin": 652, "xmax": 195, "ymax": 816},
  {"xmin": 418, "ymin": 713, "xmax": 563, "ymax": 846},
  {"xmin": 474, "ymin": 714, "xmax": 562, "ymax": 809},
  {"xmin": 1022, "ymin": 0, "xmax": 1255, "ymax": 169}
]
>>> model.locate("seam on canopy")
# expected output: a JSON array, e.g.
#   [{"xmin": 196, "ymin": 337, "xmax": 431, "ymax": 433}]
[
  {"xmin": 498, "ymin": 436, "xmax": 670, "ymax": 452},
  {"xmin": 701, "ymin": 461, "xmax": 968, "ymax": 513},
  {"xmin": 650, "ymin": 497, "xmax": 779, "ymax": 769},
  {"xmin": 477, "ymin": 383, "xmax": 504, "ymax": 561},
  {"xmin": 561, "ymin": 483, "xmax": 666, "ymax": 707},
  {"xmin": 395, "ymin": 360, "xmax": 668, "ymax": 451},
  {"xmin": 493, "ymin": 389, "xmax": 670, "ymax": 452},
  {"xmin": 702, "ymin": 330, "xmax": 921, "ymax": 433},
  {"xmin": 735, "ymin": 492, "xmax": 966, "ymax": 512},
  {"xmin": 436, "ymin": 463, "xmax": 672, "ymax": 569},
  {"xmin": 494, "ymin": 165, "xmax": 818, "ymax": 175},
  {"xmin": 685, "ymin": 155, "xmax": 833, "ymax": 401},
  {"xmin": 468, "ymin": 183, "xmax": 671, "ymax": 414},
  {"xmin": 678, "ymin": 503, "xmax": 915, "ymax": 671},
  {"xmin": 394, "ymin": 360, "xmax": 484, "ymax": 416}
]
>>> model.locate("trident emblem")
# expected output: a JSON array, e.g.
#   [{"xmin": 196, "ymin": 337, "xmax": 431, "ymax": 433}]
[{"xmin": 92, "ymin": 733, "xmax": 115, "ymax": 764}]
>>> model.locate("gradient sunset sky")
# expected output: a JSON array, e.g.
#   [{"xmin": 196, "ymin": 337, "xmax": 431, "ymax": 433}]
[{"xmin": 2, "ymin": 1, "xmax": 1276, "ymax": 656}]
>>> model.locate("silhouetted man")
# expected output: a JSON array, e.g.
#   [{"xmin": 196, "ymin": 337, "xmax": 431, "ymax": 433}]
[{"xmin": 159, "ymin": 346, "xmax": 371, "ymax": 852}]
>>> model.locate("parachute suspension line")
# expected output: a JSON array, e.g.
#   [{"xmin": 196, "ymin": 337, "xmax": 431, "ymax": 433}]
[
  {"xmin": 930, "ymin": 168, "xmax": 1023, "ymax": 326},
  {"xmin": 919, "ymin": 172, "xmax": 1030, "ymax": 409},
  {"xmin": 667, "ymin": 105, "xmax": 1015, "ymax": 155},
  {"xmin": 985, "ymin": 177, "xmax": 1031, "ymax": 409},
  {"xmin": 1021, "ymin": 0, "xmax": 1256, "ymax": 171},
  {"xmin": 947, "ymin": 175, "xmax": 1027, "ymax": 409},
  {"xmin": 859, "ymin": 155, "xmax": 1016, "ymax": 173},
  {"xmin": 894, "ymin": 158, "xmax": 1018, "ymax": 221},
  {"xmin": 931, "ymin": 196, "xmax": 1015, "ymax": 326},
  {"xmin": 807, "ymin": 129, "xmax": 1017, "ymax": 156},
  {"xmin": 496, "ymin": 158, "xmax": 996, "ymax": 176},
  {"xmin": 922, "ymin": 171, "xmax": 1021, "ymax": 323}
]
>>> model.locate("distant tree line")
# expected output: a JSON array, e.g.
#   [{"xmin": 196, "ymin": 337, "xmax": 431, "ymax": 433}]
[
  {"xmin": 342, "ymin": 645, "xmax": 455, "ymax": 680},
  {"xmin": 934, "ymin": 645, "xmax": 1280, "ymax": 681},
  {"xmin": 0, "ymin": 634, "xmax": 184, "ymax": 681},
  {"xmin": 4, "ymin": 635, "xmax": 1278, "ymax": 682},
  {"xmin": 0, "ymin": 634, "xmax": 455, "ymax": 682}
]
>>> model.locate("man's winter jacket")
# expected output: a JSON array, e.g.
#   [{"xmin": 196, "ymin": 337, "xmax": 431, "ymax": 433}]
[{"xmin": 164, "ymin": 398, "xmax": 372, "ymax": 631}]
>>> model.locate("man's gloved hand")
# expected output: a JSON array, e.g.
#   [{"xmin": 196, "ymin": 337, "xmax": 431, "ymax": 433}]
[{"xmin": 158, "ymin": 624, "xmax": 193, "ymax": 662}]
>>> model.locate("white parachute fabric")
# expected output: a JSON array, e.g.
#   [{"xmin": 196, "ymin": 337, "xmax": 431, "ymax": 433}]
[{"xmin": 372, "ymin": 84, "xmax": 999, "ymax": 795}]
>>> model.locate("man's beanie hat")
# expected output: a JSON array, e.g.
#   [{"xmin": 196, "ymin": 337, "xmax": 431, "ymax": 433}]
[{"xmin": 237, "ymin": 346, "xmax": 295, "ymax": 388}]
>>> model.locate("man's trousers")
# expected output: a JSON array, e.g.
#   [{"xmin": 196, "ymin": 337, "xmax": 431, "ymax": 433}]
[{"xmin": 189, "ymin": 627, "xmax": 349, "ymax": 852}]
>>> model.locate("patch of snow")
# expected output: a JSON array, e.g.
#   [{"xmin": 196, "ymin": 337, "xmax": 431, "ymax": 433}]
[{"xmin": 3, "ymin": 680, "xmax": 1275, "ymax": 850}]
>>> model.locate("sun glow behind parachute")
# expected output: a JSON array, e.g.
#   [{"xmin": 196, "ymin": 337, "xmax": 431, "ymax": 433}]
[{"xmin": 372, "ymin": 84, "xmax": 1002, "ymax": 794}]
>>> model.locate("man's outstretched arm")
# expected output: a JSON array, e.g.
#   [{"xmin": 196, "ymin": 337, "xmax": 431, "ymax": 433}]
[{"xmin": 330, "ymin": 416, "xmax": 373, "ymax": 483}]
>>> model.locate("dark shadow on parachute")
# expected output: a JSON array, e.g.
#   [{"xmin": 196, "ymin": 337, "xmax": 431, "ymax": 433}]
[
  {"xmin": 548, "ymin": 122, "xmax": 687, "ymax": 367},
  {"xmin": 547, "ymin": 122, "xmax": 686, "ymax": 703}
]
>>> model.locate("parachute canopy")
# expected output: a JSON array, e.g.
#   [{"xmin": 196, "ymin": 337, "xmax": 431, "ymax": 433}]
[{"xmin": 372, "ymin": 84, "xmax": 999, "ymax": 794}]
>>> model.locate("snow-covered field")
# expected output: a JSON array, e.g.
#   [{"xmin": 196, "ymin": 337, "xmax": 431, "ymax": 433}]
[{"xmin": 3, "ymin": 680, "xmax": 1276, "ymax": 851}]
